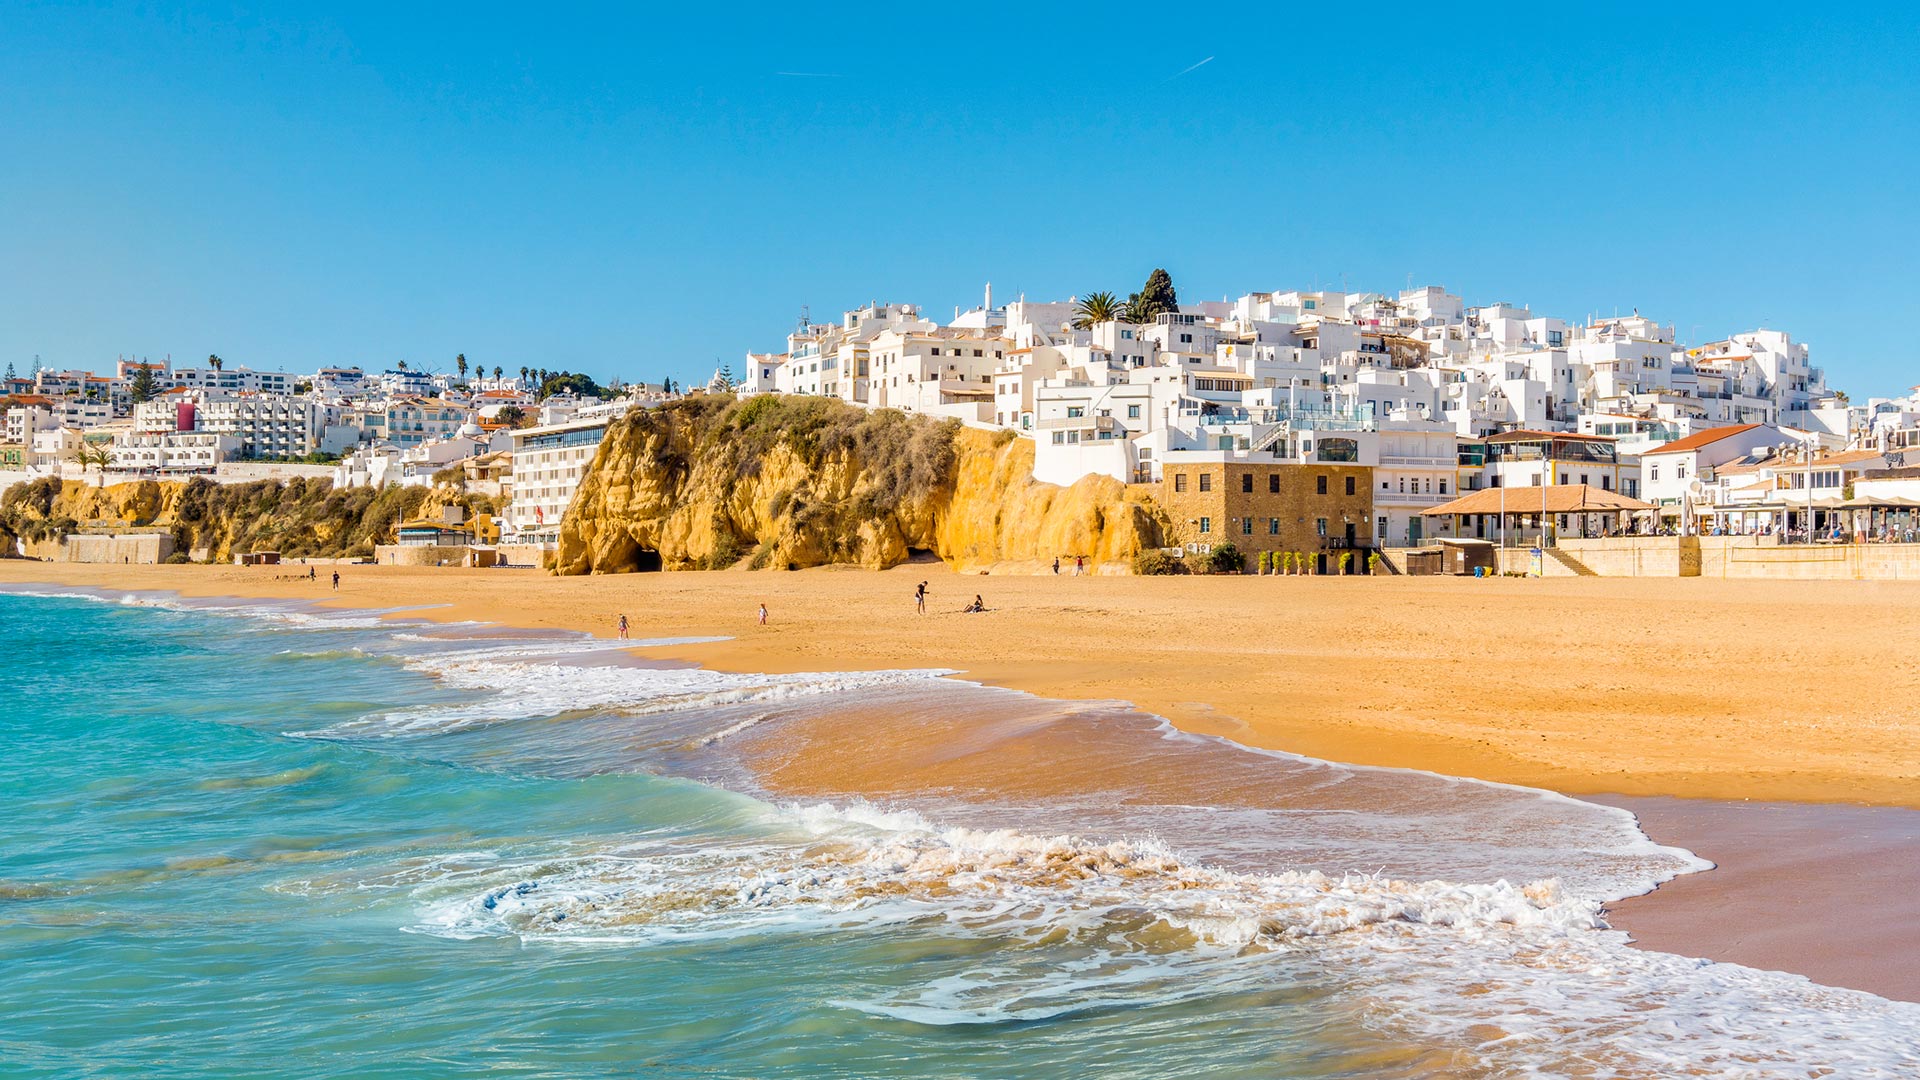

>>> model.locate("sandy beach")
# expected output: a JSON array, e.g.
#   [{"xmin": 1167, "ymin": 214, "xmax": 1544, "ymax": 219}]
[
  {"xmin": 8, "ymin": 560, "xmax": 1916, "ymax": 807},
  {"xmin": 7, "ymin": 559, "xmax": 1920, "ymax": 1000}
]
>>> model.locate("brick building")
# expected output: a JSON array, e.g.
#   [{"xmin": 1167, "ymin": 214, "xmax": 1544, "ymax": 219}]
[{"xmin": 1158, "ymin": 459, "xmax": 1376, "ymax": 573}]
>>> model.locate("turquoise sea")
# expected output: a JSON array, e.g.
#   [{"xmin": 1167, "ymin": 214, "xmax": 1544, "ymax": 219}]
[{"xmin": 3, "ymin": 588, "xmax": 1917, "ymax": 1078}]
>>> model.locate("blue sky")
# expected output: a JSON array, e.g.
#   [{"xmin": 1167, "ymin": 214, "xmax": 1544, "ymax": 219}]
[{"xmin": 3, "ymin": 3, "xmax": 1916, "ymax": 395}]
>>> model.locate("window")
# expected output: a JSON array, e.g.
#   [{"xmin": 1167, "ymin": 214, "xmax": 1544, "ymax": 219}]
[
  {"xmin": 1268, "ymin": 517, "xmax": 1280, "ymax": 535},
  {"xmin": 1345, "ymin": 476, "xmax": 1356, "ymax": 496},
  {"xmin": 1601, "ymin": 475, "xmax": 1612, "ymax": 491},
  {"xmin": 1316, "ymin": 475, "xmax": 1327, "ymax": 495},
  {"xmin": 973, "ymin": 349, "xmax": 983, "ymax": 358},
  {"xmin": 1067, "ymin": 406, "xmax": 1085, "ymax": 418},
  {"xmin": 1383, "ymin": 480, "xmax": 1391, "ymax": 490},
  {"xmin": 1174, "ymin": 473, "xmax": 1187, "ymax": 492},
  {"xmin": 1650, "ymin": 464, "xmax": 1659, "ymax": 482},
  {"xmin": 1241, "ymin": 473, "xmax": 1253, "ymax": 493},
  {"xmin": 1128, "ymin": 404, "xmax": 1140, "ymax": 419},
  {"xmin": 1269, "ymin": 475, "xmax": 1280, "ymax": 494},
  {"xmin": 1179, "ymin": 333, "xmax": 1193, "ymax": 344},
  {"xmin": 1580, "ymin": 474, "xmax": 1589, "ymax": 486},
  {"xmin": 930, "ymin": 348, "xmax": 940, "ymax": 356},
  {"xmin": 1316, "ymin": 518, "xmax": 1328, "ymax": 538},
  {"xmin": 1241, "ymin": 517, "xmax": 1253, "ymax": 535},
  {"xmin": 1198, "ymin": 516, "xmax": 1211, "ymax": 534},
  {"xmin": 1199, "ymin": 473, "xmax": 1212, "ymax": 492},
  {"xmin": 1051, "ymin": 432, "xmax": 1064, "ymax": 444}
]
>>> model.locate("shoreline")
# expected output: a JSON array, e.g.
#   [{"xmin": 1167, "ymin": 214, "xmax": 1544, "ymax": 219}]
[
  {"xmin": 7, "ymin": 561, "xmax": 1918, "ymax": 807},
  {"xmin": 8, "ymin": 560, "xmax": 1920, "ymax": 1003}
]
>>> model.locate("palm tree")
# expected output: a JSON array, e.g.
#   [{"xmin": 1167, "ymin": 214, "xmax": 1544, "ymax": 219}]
[
  {"xmin": 70, "ymin": 442, "xmax": 114, "ymax": 487},
  {"xmin": 455, "ymin": 353, "xmax": 468, "ymax": 382},
  {"xmin": 396, "ymin": 360, "xmax": 409, "ymax": 372},
  {"xmin": 207, "ymin": 354, "xmax": 223, "ymax": 373},
  {"xmin": 519, "ymin": 366, "xmax": 529, "ymax": 384},
  {"xmin": 1072, "ymin": 291, "xmax": 1121, "ymax": 329},
  {"xmin": 493, "ymin": 365, "xmax": 503, "ymax": 380}
]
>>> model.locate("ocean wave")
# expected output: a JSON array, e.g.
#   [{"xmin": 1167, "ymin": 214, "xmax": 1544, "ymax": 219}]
[{"xmin": 388, "ymin": 797, "xmax": 1920, "ymax": 1074}]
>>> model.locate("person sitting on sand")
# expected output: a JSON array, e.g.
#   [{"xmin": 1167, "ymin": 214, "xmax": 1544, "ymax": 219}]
[{"xmin": 963, "ymin": 594, "xmax": 986, "ymax": 613}]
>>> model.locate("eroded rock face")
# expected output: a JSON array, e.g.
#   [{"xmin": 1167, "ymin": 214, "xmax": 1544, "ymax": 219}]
[{"xmin": 554, "ymin": 400, "xmax": 1168, "ymax": 575}]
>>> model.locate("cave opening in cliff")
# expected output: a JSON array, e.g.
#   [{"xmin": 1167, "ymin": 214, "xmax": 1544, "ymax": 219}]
[
  {"xmin": 631, "ymin": 549, "xmax": 662, "ymax": 572},
  {"xmin": 904, "ymin": 547, "xmax": 939, "ymax": 563}
]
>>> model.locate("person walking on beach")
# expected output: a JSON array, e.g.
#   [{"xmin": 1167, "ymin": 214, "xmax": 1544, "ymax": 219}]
[
  {"xmin": 757, "ymin": 603, "xmax": 768, "ymax": 626},
  {"xmin": 308, "ymin": 567, "xmax": 316, "ymax": 582},
  {"xmin": 1074, "ymin": 555, "xmax": 1085, "ymax": 576},
  {"xmin": 914, "ymin": 581, "xmax": 928, "ymax": 615},
  {"xmin": 331, "ymin": 571, "xmax": 340, "ymax": 591},
  {"xmin": 1052, "ymin": 557, "xmax": 1060, "ymax": 575},
  {"xmin": 617, "ymin": 614, "xmax": 629, "ymax": 640}
]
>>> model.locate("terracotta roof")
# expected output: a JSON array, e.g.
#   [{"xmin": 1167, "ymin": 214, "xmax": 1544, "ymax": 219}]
[
  {"xmin": 1642, "ymin": 424, "xmax": 1764, "ymax": 456},
  {"xmin": 1420, "ymin": 484, "xmax": 1654, "ymax": 516}
]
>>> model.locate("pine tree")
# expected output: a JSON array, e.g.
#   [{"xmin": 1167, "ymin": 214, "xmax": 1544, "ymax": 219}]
[
  {"xmin": 1136, "ymin": 268, "xmax": 1178, "ymax": 318},
  {"xmin": 130, "ymin": 365, "xmax": 158, "ymax": 403}
]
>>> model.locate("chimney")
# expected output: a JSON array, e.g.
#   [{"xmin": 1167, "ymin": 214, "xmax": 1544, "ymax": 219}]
[{"xmin": 985, "ymin": 281, "xmax": 993, "ymax": 311}]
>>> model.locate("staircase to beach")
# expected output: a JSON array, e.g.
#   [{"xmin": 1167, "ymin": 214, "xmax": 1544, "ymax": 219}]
[{"xmin": 1543, "ymin": 547, "xmax": 1599, "ymax": 577}]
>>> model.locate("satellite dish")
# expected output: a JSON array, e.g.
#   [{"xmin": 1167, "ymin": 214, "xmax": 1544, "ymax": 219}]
[{"xmin": 1686, "ymin": 479, "xmax": 1709, "ymax": 498}]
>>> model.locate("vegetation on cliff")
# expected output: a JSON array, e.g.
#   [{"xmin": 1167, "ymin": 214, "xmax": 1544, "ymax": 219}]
[
  {"xmin": 556, "ymin": 396, "xmax": 1168, "ymax": 574},
  {"xmin": 0, "ymin": 477, "xmax": 494, "ymax": 563}
]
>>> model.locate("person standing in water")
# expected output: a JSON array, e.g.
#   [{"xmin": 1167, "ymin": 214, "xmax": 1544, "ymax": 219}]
[
  {"xmin": 757, "ymin": 603, "xmax": 768, "ymax": 626},
  {"xmin": 616, "ymin": 614, "xmax": 629, "ymax": 640}
]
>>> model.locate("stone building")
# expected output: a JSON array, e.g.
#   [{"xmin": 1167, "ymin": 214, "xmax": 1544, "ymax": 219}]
[{"xmin": 1157, "ymin": 459, "xmax": 1375, "ymax": 573}]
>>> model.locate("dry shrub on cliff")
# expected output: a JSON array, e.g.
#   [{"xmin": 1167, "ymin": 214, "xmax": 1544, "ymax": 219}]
[
  {"xmin": 0, "ymin": 476, "xmax": 486, "ymax": 562},
  {"xmin": 653, "ymin": 394, "xmax": 961, "ymax": 522}
]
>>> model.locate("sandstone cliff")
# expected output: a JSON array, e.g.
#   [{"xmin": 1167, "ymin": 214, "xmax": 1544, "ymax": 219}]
[
  {"xmin": 0, "ymin": 476, "xmax": 491, "ymax": 563},
  {"xmin": 554, "ymin": 396, "xmax": 1167, "ymax": 575}
]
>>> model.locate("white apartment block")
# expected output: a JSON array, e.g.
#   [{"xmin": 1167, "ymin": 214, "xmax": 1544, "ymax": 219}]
[
  {"xmin": 506, "ymin": 417, "xmax": 609, "ymax": 545},
  {"xmin": 168, "ymin": 366, "xmax": 295, "ymax": 395}
]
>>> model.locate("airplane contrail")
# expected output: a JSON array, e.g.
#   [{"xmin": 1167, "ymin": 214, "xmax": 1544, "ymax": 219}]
[{"xmin": 1166, "ymin": 56, "xmax": 1214, "ymax": 82}]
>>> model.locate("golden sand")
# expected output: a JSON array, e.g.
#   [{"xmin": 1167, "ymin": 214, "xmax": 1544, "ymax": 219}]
[{"xmin": 8, "ymin": 559, "xmax": 1918, "ymax": 807}]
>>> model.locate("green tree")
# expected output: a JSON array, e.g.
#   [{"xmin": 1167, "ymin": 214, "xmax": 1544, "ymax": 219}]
[
  {"xmin": 1119, "ymin": 294, "xmax": 1156, "ymax": 324},
  {"xmin": 493, "ymin": 366, "xmax": 503, "ymax": 380},
  {"xmin": 496, "ymin": 405, "xmax": 527, "ymax": 428},
  {"xmin": 1072, "ymin": 291, "xmax": 1121, "ymax": 329},
  {"xmin": 455, "ymin": 354, "xmax": 468, "ymax": 382},
  {"xmin": 207, "ymin": 354, "xmax": 223, "ymax": 373},
  {"xmin": 4, "ymin": 361, "xmax": 14, "ymax": 380},
  {"xmin": 129, "ymin": 365, "xmax": 158, "ymax": 403},
  {"xmin": 1139, "ymin": 268, "xmax": 1178, "ymax": 315},
  {"xmin": 70, "ymin": 442, "xmax": 114, "ymax": 486}
]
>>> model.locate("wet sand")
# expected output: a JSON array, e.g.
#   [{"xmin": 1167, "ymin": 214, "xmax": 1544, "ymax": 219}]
[{"xmin": 1595, "ymin": 796, "xmax": 1920, "ymax": 1002}]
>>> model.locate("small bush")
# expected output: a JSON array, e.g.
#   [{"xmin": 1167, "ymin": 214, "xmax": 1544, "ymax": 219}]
[
  {"xmin": 1132, "ymin": 549, "xmax": 1184, "ymax": 576},
  {"xmin": 1205, "ymin": 542, "xmax": 1243, "ymax": 575},
  {"xmin": 163, "ymin": 552, "xmax": 191, "ymax": 564}
]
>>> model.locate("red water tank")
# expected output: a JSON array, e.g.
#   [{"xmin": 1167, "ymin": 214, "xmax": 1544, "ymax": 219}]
[{"xmin": 176, "ymin": 401, "xmax": 196, "ymax": 432}]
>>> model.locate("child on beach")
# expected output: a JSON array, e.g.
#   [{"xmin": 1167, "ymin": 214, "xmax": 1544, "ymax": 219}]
[
  {"xmin": 757, "ymin": 603, "xmax": 768, "ymax": 626},
  {"xmin": 617, "ymin": 614, "xmax": 629, "ymax": 639}
]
